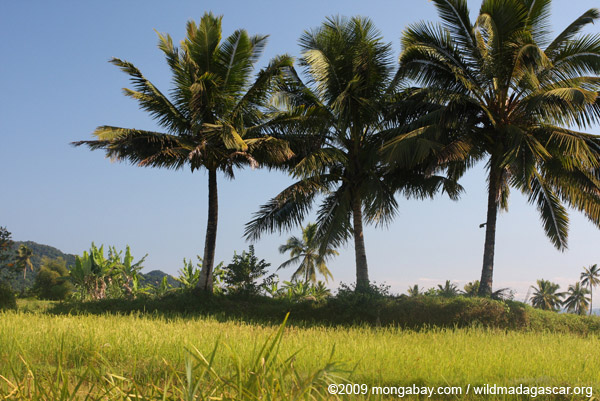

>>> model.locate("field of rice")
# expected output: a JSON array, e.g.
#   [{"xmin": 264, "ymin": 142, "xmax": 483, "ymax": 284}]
[{"xmin": 1, "ymin": 308, "xmax": 599, "ymax": 400}]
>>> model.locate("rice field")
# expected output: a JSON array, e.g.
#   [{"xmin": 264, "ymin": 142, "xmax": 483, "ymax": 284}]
[{"xmin": 1, "ymin": 310, "xmax": 599, "ymax": 400}]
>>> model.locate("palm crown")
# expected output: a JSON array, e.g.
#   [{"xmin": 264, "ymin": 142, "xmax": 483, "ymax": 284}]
[
  {"xmin": 245, "ymin": 16, "xmax": 460, "ymax": 290},
  {"xmin": 390, "ymin": 0, "xmax": 600, "ymax": 295},
  {"xmin": 278, "ymin": 223, "xmax": 337, "ymax": 284},
  {"xmin": 74, "ymin": 13, "xmax": 293, "ymax": 292}
]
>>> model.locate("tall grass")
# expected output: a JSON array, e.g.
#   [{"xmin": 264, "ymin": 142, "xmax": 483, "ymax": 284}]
[{"xmin": 1, "ymin": 310, "xmax": 599, "ymax": 399}]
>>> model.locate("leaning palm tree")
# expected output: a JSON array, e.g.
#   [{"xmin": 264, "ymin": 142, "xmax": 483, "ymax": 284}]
[
  {"xmin": 278, "ymin": 223, "xmax": 337, "ymax": 284},
  {"xmin": 580, "ymin": 264, "xmax": 600, "ymax": 315},
  {"xmin": 563, "ymin": 282, "xmax": 591, "ymax": 315},
  {"xmin": 245, "ymin": 16, "xmax": 461, "ymax": 291},
  {"xmin": 15, "ymin": 244, "xmax": 33, "ymax": 280},
  {"xmin": 389, "ymin": 0, "xmax": 600, "ymax": 296},
  {"xmin": 73, "ymin": 13, "xmax": 293, "ymax": 292},
  {"xmin": 529, "ymin": 279, "xmax": 563, "ymax": 311}
]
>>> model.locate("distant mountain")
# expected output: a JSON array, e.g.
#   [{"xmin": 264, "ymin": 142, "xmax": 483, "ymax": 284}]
[
  {"xmin": 1, "ymin": 241, "xmax": 177, "ymax": 291},
  {"xmin": 140, "ymin": 270, "xmax": 180, "ymax": 288}
]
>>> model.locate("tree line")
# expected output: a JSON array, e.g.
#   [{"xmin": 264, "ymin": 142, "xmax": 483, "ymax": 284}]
[{"xmin": 67, "ymin": 0, "xmax": 600, "ymax": 298}]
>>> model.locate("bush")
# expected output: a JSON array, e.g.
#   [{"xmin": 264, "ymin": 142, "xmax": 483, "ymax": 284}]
[
  {"xmin": 223, "ymin": 246, "xmax": 271, "ymax": 295},
  {"xmin": 33, "ymin": 257, "xmax": 73, "ymax": 300},
  {"xmin": 0, "ymin": 281, "xmax": 16, "ymax": 310}
]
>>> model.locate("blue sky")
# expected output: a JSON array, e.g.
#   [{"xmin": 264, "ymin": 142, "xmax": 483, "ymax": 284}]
[{"xmin": 1, "ymin": 0, "xmax": 599, "ymax": 299}]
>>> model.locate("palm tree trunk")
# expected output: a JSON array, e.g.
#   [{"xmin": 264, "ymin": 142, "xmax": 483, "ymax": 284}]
[
  {"xmin": 198, "ymin": 169, "xmax": 218, "ymax": 293},
  {"xmin": 590, "ymin": 288, "xmax": 593, "ymax": 316},
  {"xmin": 478, "ymin": 166, "xmax": 501, "ymax": 297},
  {"xmin": 352, "ymin": 194, "xmax": 369, "ymax": 291}
]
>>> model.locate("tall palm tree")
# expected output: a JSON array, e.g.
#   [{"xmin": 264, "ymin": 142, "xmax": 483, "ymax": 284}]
[
  {"xmin": 563, "ymin": 282, "xmax": 591, "ymax": 315},
  {"xmin": 15, "ymin": 244, "xmax": 33, "ymax": 280},
  {"xmin": 245, "ymin": 16, "xmax": 461, "ymax": 291},
  {"xmin": 580, "ymin": 264, "xmax": 600, "ymax": 315},
  {"xmin": 278, "ymin": 223, "xmax": 337, "ymax": 284},
  {"xmin": 73, "ymin": 13, "xmax": 293, "ymax": 292},
  {"xmin": 529, "ymin": 279, "xmax": 563, "ymax": 311},
  {"xmin": 389, "ymin": 0, "xmax": 600, "ymax": 296}
]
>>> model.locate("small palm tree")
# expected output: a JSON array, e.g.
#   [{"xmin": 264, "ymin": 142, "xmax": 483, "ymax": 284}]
[
  {"xmin": 74, "ymin": 13, "xmax": 293, "ymax": 293},
  {"xmin": 462, "ymin": 281, "xmax": 480, "ymax": 297},
  {"xmin": 580, "ymin": 264, "xmax": 600, "ymax": 315},
  {"xmin": 278, "ymin": 223, "xmax": 337, "ymax": 284},
  {"xmin": 437, "ymin": 280, "xmax": 459, "ymax": 297},
  {"xmin": 563, "ymin": 282, "xmax": 591, "ymax": 315},
  {"xmin": 15, "ymin": 245, "xmax": 33, "ymax": 280},
  {"xmin": 407, "ymin": 284, "xmax": 421, "ymax": 297},
  {"xmin": 529, "ymin": 279, "xmax": 563, "ymax": 311}
]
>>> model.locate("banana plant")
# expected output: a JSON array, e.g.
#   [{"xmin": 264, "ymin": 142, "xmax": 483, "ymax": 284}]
[{"xmin": 176, "ymin": 257, "xmax": 202, "ymax": 290}]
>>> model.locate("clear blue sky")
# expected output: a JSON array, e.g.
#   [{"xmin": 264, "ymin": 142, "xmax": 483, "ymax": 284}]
[{"xmin": 1, "ymin": 0, "xmax": 599, "ymax": 299}]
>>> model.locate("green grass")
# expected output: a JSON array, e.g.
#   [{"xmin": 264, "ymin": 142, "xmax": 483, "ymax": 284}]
[{"xmin": 1, "ymin": 308, "xmax": 599, "ymax": 400}]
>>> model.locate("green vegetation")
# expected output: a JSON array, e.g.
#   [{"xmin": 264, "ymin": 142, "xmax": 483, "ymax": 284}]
[
  {"xmin": 278, "ymin": 223, "xmax": 337, "ymax": 284},
  {"xmin": 32, "ymin": 257, "xmax": 73, "ymax": 300},
  {"xmin": 4, "ymin": 0, "xmax": 600, "ymax": 398},
  {"xmin": 387, "ymin": 1, "xmax": 600, "ymax": 297},
  {"xmin": 1, "ymin": 308, "xmax": 599, "ymax": 400},
  {"xmin": 73, "ymin": 12, "xmax": 294, "ymax": 294}
]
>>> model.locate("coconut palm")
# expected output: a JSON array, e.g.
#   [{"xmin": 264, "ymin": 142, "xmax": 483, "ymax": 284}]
[
  {"xmin": 73, "ymin": 13, "xmax": 293, "ymax": 292},
  {"xmin": 529, "ymin": 279, "xmax": 563, "ymax": 311},
  {"xmin": 388, "ymin": 0, "xmax": 600, "ymax": 296},
  {"xmin": 278, "ymin": 223, "xmax": 337, "ymax": 284},
  {"xmin": 15, "ymin": 244, "xmax": 33, "ymax": 280},
  {"xmin": 245, "ymin": 16, "xmax": 461, "ymax": 291},
  {"xmin": 563, "ymin": 282, "xmax": 591, "ymax": 315},
  {"xmin": 580, "ymin": 264, "xmax": 600, "ymax": 315}
]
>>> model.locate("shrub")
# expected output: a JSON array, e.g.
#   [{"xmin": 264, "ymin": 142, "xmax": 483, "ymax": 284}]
[
  {"xmin": 0, "ymin": 280, "xmax": 16, "ymax": 310},
  {"xmin": 33, "ymin": 257, "xmax": 73, "ymax": 300},
  {"xmin": 223, "ymin": 246, "xmax": 271, "ymax": 295}
]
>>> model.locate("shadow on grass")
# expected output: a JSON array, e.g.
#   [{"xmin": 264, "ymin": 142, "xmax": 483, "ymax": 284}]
[{"xmin": 44, "ymin": 291, "xmax": 600, "ymax": 334}]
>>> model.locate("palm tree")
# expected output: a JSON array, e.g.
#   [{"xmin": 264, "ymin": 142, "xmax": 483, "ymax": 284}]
[
  {"xmin": 437, "ymin": 280, "xmax": 459, "ymax": 297},
  {"xmin": 15, "ymin": 244, "xmax": 33, "ymax": 280},
  {"xmin": 278, "ymin": 223, "xmax": 337, "ymax": 284},
  {"xmin": 563, "ymin": 282, "xmax": 591, "ymax": 315},
  {"xmin": 529, "ymin": 279, "xmax": 563, "ymax": 311},
  {"xmin": 389, "ymin": 0, "xmax": 600, "ymax": 296},
  {"xmin": 580, "ymin": 264, "xmax": 600, "ymax": 315},
  {"xmin": 245, "ymin": 16, "xmax": 461, "ymax": 291},
  {"xmin": 462, "ymin": 280, "xmax": 480, "ymax": 297},
  {"xmin": 73, "ymin": 13, "xmax": 293, "ymax": 292},
  {"xmin": 407, "ymin": 284, "xmax": 421, "ymax": 297}
]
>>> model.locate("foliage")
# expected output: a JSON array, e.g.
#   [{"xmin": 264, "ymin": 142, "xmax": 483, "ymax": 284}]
[
  {"xmin": 563, "ymin": 282, "xmax": 591, "ymax": 315},
  {"xmin": 0, "ymin": 227, "xmax": 16, "ymax": 288},
  {"xmin": 580, "ymin": 264, "xmax": 600, "ymax": 315},
  {"xmin": 15, "ymin": 244, "xmax": 33, "ymax": 280},
  {"xmin": 407, "ymin": 284, "xmax": 421, "ymax": 297},
  {"xmin": 462, "ymin": 281, "xmax": 480, "ymax": 297},
  {"xmin": 0, "ymin": 280, "xmax": 16, "ymax": 310},
  {"xmin": 70, "ymin": 243, "xmax": 146, "ymax": 300},
  {"xmin": 389, "ymin": 0, "xmax": 600, "ymax": 296},
  {"xmin": 32, "ymin": 257, "xmax": 73, "ymax": 300},
  {"xmin": 276, "ymin": 280, "xmax": 332, "ymax": 302},
  {"xmin": 223, "ymin": 246, "xmax": 271, "ymax": 295},
  {"xmin": 245, "ymin": 16, "xmax": 461, "ymax": 292},
  {"xmin": 529, "ymin": 279, "xmax": 563, "ymax": 311},
  {"xmin": 278, "ymin": 223, "xmax": 337, "ymax": 284},
  {"xmin": 176, "ymin": 257, "xmax": 201, "ymax": 290},
  {"xmin": 73, "ymin": 12, "xmax": 293, "ymax": 293},
  {"xmin": 437, "ymin": 280, "xmax": 459, "ymax": 297}
]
